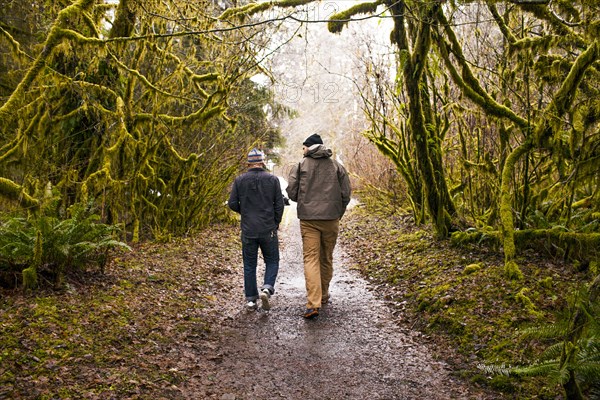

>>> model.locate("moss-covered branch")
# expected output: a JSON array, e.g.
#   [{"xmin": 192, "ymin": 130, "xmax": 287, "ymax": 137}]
[
  {"xmin": 218, "ymin": 0, "xmax": 314, "ymax": 21},
  {"xmin": 148, "ymin": 41, "xmax": 219, "ymax": 98},
  {"xmin": 452, "ymin": 228, "xmax": 600, "ymax": 255},
  {"xmin": 133, "ymin": 92, "xmax": 226, "ymax": 127},
  {"xmin": 0, "ymin": 26, "xmax": 31, "ymax": 62},
  {"xmin": 550, "ymin": 40, "xmax": 598, "ymax": 116},
  {"xmin": 0, "ymin": 0, "xmax": 96, "ymax": 124},
  {"xmin": 532, "ymin": 40, "xmax": 599, "ymax": 147},
  {"xmin": 107, "ymin": 52, "xmax": 195, "ymax": 102},
  {"xmin": 328, "ymin": 1, "xmax": 382, "ymax": 34},
  {"xmin": 436, "ymin": 10, "xmax": 529, "ymax": 129},
  {"xmin": 487, "ymin": 4, "xmax": 517, "ymax": 44},
  {"xmin": 0, "ymin": 177, "xmax": 39, "ymax": 209}
]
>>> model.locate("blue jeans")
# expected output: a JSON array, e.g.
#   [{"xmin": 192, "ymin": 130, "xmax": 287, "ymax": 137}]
[{"xmin": 242, "ymin": 230, "xmax": 280, "ymax": 301}]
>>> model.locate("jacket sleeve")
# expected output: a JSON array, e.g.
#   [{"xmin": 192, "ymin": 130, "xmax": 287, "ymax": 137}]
[
  {"xmin": 285, "ymin": 162, "xmax": 300, "ymax": 202},
  {"xmin": 338, "ymin": 164, "xmax": 352, "ymax": 210},
  {"xmin": 227, "ymin": 179, "xmax": 241, "ymax": 213},
  {"xmin": 273, "ymin": 178, "xmax": 284, "ymax": 225}
]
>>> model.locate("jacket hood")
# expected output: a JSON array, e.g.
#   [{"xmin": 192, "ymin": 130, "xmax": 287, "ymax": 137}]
[{"xmin": 305, "ymin": 144, "xmax": 332, "ymax": 159}]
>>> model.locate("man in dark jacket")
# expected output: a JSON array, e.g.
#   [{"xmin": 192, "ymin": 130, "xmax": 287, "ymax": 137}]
[
  {"xmin": 228, "ymin": 148, "xmax": 284, "ymax": 311},
  {"xmin": 286, "ymin": 134, "xmax": 351, "ymax": 319}
]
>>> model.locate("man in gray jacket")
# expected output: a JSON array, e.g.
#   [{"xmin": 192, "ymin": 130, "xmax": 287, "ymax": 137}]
[{"xmin": 286, "ymin": 134, "xmax": 351, "ymax": 319}]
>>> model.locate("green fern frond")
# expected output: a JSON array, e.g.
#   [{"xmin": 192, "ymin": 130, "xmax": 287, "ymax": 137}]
[
  {"xmin": 96, "ymin": 239, "xmax": 131, "ymax": 251},
  {"xmin": 0, "ymin": 201, "xmax": 129, "ymax": 287},
  {"xmin": 510, "ymin": 360, "xmax": 561, "ymax": 378},
  {"xmin": 520, "ymin": 321, "xmax": 569, "ymax": 339},
  {"xmin": 538, "ymin": 342, "xmax": 565, "ymax": 361},
  {"xmin": 577, "ymin": 362, "xmax": 600, "ymax": 383},
  {"xmin": 477, "ymin": 363, "xmax": 513, "ymax": 376},
  {"xmin": 577, "ymin": 338, "xmax": 600, "ymax": 362}
]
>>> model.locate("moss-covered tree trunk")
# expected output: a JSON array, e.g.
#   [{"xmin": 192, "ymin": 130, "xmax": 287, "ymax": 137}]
[
  {"xmin": 499, "ymin": 141, "xmax": 532, "ymax": 279},
  {"xmin": 388, "ymin": 0, "xmax": 452, "ymax": 239}
]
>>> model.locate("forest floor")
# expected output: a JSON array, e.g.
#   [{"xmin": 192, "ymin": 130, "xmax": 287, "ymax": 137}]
[{"xmin": 2, "ymin": 202, "xmax": 587, "ymax": 399}]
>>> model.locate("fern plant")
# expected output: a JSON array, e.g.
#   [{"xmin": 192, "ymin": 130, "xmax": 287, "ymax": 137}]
[
  {"xmin": 0, "ymin": 202, "xmax": 130, "ymax": 288},
  {"xmin": 479, "ymin": 275, "xmax": 600, "ymax": 399}
]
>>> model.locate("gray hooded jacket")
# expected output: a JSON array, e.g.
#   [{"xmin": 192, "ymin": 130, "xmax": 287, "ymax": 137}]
[{"xmin": 286, "ymin": 145, "xmax": 351, "ymax": 220}]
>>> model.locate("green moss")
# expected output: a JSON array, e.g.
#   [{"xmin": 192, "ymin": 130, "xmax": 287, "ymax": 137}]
[
  {"xmin": 417, "ymin": 298, "xmax": 431, "ymax": 311},
  {"xmin": 488, "ymin": 374, "xmax": 517, "ymax": 392},
  {"xmin": 429, "ymin": 314, "xmax": 467, "ymax": 336},
  {"xmin": 505, "ymin": 260, "xmax": 524, "ymax": 281},
  {"xmin": 0, "ymin": 177, "xmax": 40, "ymax": 209},
  {"xmin": 219, "ymin": 0, "xmax": 313, "ymax": 20},
  {"xmin": 328, "ymin": 1, "xmax": 381, "ymax": 34},
  {"xmin": 463, "ymin": 263, "xmax": 482, "ymax": 275},
  {"xmin": 515, "ymin": 288, "xmax": 543, "ymax": 318},
  {"xmin": 22, "ymin": 266, "xmax": 38, "ymax": 289},
  {"xmin": 539, "ymin": 276, "xmax": 553, "ymax": 289},
  {"xmin": 497, "ymin": 142, "xmax": 532, "ymax": 273}
]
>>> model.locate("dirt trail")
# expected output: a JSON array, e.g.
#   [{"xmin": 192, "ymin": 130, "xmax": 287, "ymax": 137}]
[{"xmin": 180, "ymin": 205, "xmax": 499, "ymax": 399}]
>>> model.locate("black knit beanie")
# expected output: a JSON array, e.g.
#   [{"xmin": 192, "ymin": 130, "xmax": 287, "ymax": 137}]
[{"xmin": 302, "ymin": 133, "xmax": 323, "ymax": 147}]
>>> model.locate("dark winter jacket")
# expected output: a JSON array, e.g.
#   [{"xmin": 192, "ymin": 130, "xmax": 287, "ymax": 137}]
[
  {"xmin": 228, "ymin": 168, "xmax": 284, "ymax": 237},
  {"xmin": 286, "ymin": 145, "xmax": 351, "ymax": 220}
]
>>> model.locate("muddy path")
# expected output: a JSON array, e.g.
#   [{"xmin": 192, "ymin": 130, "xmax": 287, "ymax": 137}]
[{"xmin": 179, "ymin": 205, "xmax": 500, "ymax": 399}]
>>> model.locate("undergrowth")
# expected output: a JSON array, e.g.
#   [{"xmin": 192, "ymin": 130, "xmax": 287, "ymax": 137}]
[
  {"xmin": 0, "ymin": 202, "xmax": 130, "ymax": 289},
  {"xmin": 0, "ymin": 225, "xmax": 241, "ymax": 399},
  {"xmin": 340, "ymin": 203, "xmax": 597, "ymax": 398}
]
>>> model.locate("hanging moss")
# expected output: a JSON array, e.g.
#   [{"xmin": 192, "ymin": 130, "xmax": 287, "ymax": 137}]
[
  {"xmin": 0, "ymin": 0, "xmax": 96, "ymax": 123},
  {"xmin": 0, "ymin": 0, "xmax": 280, "ymax": 245},
  {"xmin": 437, "ymin": 11, "xmax": 529, "ymax": 129}
]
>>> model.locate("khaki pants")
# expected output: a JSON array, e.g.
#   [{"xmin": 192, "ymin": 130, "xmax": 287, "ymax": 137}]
[{"xmin": 300, "ymin": 219, "xmax": 339, "ymax": 309}]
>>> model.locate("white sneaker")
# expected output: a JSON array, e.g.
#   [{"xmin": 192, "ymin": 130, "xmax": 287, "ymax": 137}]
[
  {"xmin": 246, "ymin": 300, "xmax": 257, "ymax": 311},
  {"xmin": 259, "ymin": 289, "xmax": 271, "ymax": 310}
]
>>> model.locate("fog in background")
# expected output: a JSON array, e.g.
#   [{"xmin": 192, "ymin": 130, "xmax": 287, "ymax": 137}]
[{"xmin": 254, "ymin": 2, "xmax": 395, "ymax": 173}]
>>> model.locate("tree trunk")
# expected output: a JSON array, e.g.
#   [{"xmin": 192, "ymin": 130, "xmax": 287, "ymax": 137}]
[
  {"xmin": 499, "ymin": 141, "xmax": 532, "ymax": 279},
  {"xmin": 388, "ymin": 0, "xmax": 451, "ymax": 238}
]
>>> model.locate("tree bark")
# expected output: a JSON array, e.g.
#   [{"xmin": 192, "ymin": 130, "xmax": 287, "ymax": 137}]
[{"xmin": 388, "ymin": 0, "xmax": 451, "ymax": 238}]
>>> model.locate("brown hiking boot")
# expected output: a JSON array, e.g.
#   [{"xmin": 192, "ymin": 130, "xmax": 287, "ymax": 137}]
[{"xmin": 303, "ymin": 308, "xmax": 319, "ymax": 319}]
